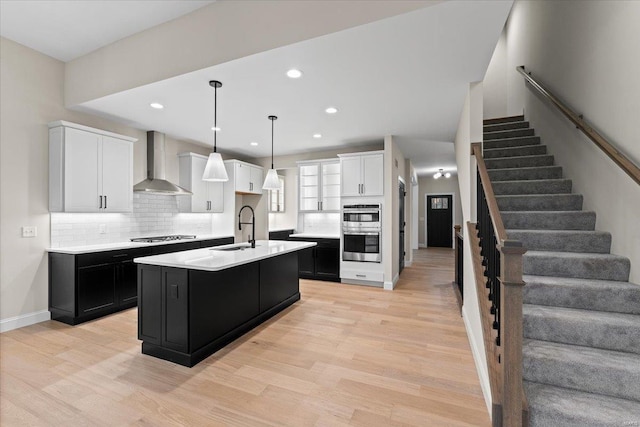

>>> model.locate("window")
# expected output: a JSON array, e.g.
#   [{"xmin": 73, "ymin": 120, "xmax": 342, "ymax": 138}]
[{"xmin": 431, "ymin": 197, "xmax": 448, "ymax": 210}]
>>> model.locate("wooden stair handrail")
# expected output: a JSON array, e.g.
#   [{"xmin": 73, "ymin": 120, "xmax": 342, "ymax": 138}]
[
  {"xmin": 471, "ymin": 142, "xmax": 528, "ymax": 426},
  {"xmin": 517, "ymin": 65, "xmax": 640, "ymax": 186},
  {"xmin": 472, "ymin": 143, "xmax": 508, "ymax": 243}
]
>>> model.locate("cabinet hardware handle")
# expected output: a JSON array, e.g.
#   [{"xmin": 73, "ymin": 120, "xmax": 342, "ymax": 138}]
[
  {"xmin": 356, "ymin": 274, "xmax": 366, "ymax": 278},
  {"xmin": 113, "ymin": 254, "xmax": 128, "ymax": 258},
  {"xmin": 361, "ymin": 184, "xmax": 364, "ymax": 195},
  {"xmin": 104, "ymin": 196, "xmax": 107, "ymax": 209},
  {"xmin": 99, "ymin": 195, "xmax": 103, "ymax": 209}
]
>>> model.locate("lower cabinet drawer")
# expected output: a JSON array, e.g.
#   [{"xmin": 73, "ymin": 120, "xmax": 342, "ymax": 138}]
[{"xmin": 340, "ymin": 269, "xmax": 384, "ymax": 282}]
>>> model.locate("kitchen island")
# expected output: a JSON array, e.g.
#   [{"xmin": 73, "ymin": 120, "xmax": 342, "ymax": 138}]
[{"xmin": 134, "ymin": 240, "xmax": 316, "ymax": 367}]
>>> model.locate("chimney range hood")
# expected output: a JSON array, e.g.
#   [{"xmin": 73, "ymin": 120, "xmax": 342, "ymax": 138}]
[{"xmin": 133, "ymin": 131, "xmax": 192, "ymax": 195}]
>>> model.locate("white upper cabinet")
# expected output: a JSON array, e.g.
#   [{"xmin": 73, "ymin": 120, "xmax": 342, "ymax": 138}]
[
  {"xmin": 228, "ymin": 160, "xmax": 263, "ymax": 194},
  {"xmin": 177, "ymin": 152, "xmax": 224, "ymax": 213},
  {"xmin": 49, "ymin": 121, "xmax": 135, "ymax": 212},
  {"xmin": 339, "ymin": 151, "xmax": 384, "ymax": 197},
  {"xmin": 297, "ymin": 159, "xmax": 340, "ymax": 212}
]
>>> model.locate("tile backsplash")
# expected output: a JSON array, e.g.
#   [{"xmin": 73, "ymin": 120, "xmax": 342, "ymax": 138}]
[
  {"xmin": 299, "ymin": 212, "xmax": 340, "ymax": 235},
  {"xmin": 50, "ymin": 194, "xmax": 212, "ymax": 247}
]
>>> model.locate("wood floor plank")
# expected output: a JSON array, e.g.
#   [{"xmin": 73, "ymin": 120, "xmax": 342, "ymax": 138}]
[{"xmin": 0, "ymin": 248, "xmax": 490, "ymax": 426}]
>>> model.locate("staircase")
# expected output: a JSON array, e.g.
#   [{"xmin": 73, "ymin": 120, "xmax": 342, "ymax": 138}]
[{"xmin": 483, "ymin": 115, "xmax": 640, "ymax": 426}]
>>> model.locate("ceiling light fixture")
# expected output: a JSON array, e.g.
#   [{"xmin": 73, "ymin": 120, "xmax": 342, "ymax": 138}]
[
  {"xmin": 262, "ymin": 115, "xmax": 280, "ymax": 190},
  {"xmin": 211, "ymin": 126, "xmax": 221, "ymax": 131},
  {"xmin": 286, "ymin": 69, "xmax": 302, "ymax": 79},
  {"xmin": 433, "ymin": 169, "xmax": 451, "ymax": 179},
  {"xmin": 150, "ymin": 102, "xmax": 164, "ymax": 109},
  {"xmin": 325, "ymin": 107, "xmax": 338, "ymax": 114},
  {"xmin": 202, "ymin": 80, "xmax": 229, "ymax": 182},
  {"xmin": 250, "ymin": 142, "xmax": 258, "ymax": 146},
  {"xmin": 313, "ymin": 133, "xmax": 322, "ymax": 139}
]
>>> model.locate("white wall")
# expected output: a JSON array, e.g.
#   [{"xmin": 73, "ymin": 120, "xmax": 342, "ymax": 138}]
[
  {"xmin": 454, "ymin": 82, "xmax": 491, "ymax": 414},
  {"xmin": 484, "ymin": 0, "xmax": 640, "ymax": 282},
  {"xmin": 417, "ymin": 175, "xmax": 463, "ymax": 247},
  {"xmin": 383, "ymin": 136, "xmax": 407, "ymax": 289},
  {"xmin": 0, "ymin": 37, "xmax": 230, "ymax": 326}
]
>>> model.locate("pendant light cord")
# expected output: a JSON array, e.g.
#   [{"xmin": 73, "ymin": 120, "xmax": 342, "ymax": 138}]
[
  {"xmin": 213, "ymin": 84, "xmax": 218, "ymax": 153},
  {"xmin": 271, "ymin": 118, "xmax": 274, "ymax": 169}
]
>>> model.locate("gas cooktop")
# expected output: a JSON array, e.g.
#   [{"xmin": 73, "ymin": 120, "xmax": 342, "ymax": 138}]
[{"xmin": 130, "ymin": 235, "xmax": 196, "ymax": 243}]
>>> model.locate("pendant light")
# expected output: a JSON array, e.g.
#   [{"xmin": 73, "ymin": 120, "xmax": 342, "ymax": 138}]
[
  {"xmin": 262, "ymin": 115, "xmax": 280, "ymax": 190},
  {"xmin": 202, "ymin": 80, "xmax": 229, "ymax": 181}
]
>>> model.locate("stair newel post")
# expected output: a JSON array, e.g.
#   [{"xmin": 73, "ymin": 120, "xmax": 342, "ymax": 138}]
[{"xmin": 498, "ymin": 240, "xmax": 527, "ymax": 427}]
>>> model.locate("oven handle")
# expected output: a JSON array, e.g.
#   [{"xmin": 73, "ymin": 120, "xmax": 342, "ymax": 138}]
[
  {"xmin": 342, "ymin": 231, "xmax": 380, "ymax": 236},
  {"xmin": 343, "ymin": 210, "xmax": 380, "ymax": 214}
]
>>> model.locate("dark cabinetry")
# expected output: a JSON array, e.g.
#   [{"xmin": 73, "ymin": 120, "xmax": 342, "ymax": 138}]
[
  {"xmin": 268, "ymin": 229, "xmax": 294, "ymax": 241},
  {"xmin": 138, "ymin": 251, "xmax": 300, "ymax": 367},
  {"xmin": 288, "ymin": 237, "xmax": 340, "ymax": 282},
  {"xmin": 49, "ymin": 237, "xmax": 233, "ymax": 325}
]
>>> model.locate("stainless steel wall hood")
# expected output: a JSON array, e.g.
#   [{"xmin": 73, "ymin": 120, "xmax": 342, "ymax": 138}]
[{"xmin": 133, "ymin": 131, "xmax": 192, "ymax": 195}]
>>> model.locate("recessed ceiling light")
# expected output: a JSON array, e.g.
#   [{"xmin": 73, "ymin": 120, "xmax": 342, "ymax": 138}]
[
  {"xmin": 325, "ymin": 107, "xmax": 338, "ymax": 114},
  {"xmin": 250, "ymin": 142, "xmax": 258, "ymax": 146},
  {"xmin": 211, "ymin": 126, "xmax": 221, "ymax": 131},
  {"xmin": 313, "ymin": 134, "xmax": 322, "ymax": 139},
  {"xmin": 286, "ymin": 69, "xmax": 303, "ymax": 79},
  {"xmin": 150, "ymin": 102, "xmax": 164, "ymax": 109}
]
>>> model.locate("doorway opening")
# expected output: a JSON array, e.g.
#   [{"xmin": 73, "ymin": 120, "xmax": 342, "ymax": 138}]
[{"xmin": 425, "ymin": 193, "xmax": 453, "ymax": 248}]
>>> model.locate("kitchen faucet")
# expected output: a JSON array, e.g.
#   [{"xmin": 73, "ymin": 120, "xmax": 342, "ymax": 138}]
[{"xmin": 238, "ymin": 205, "xmax": 256, "ymax": 248}]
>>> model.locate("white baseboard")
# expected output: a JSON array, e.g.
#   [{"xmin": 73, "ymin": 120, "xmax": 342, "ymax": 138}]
[
  {"xmin": 0, "ymin": 310, "xmax": 51, "ymax": 333},
  {"xmin": 462, "ymin": 305, "xmax": 493, "ymax": 419},
  {"xmin": 404, "ymin": 260, "xmax": 412, "ymax": 267},
  {"xmin": 383, "ymin": 273, "xmax": 400, "ymax": 290},
  {"xmin": 418, "ymin": 243, "xmax": 427, "ymax": 248}
]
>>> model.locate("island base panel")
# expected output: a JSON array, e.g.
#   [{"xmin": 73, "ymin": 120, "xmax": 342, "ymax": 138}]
[{"xmin": 141, "ymin": 292, "xmax": 300, "ymax": 367}]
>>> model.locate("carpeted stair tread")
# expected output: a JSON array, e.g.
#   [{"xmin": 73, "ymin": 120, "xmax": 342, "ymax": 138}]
[
  {"xmin": 502, "ymin": 211, "xmax": 596, "ymax": 230},
  {"xmin": 485, "ymin": 154, "xmax": 554, "ymax": 169},
  {"xmin": 525, "ymin": 381, "xmax": 640, "ymax": 427},
  {"xmin": 523, "ymin": 339, "xmax": 640, "ymax": 401},
  {"xmin": 483, "ymin": 144, "xmax": 547, "ymax": 159},
  {"xmin": 497, "ymin": 194, "xmax": 582, "ymax": 211},
  {"xmin": 484, "ymin": 128, "xmax": 535, "ymax": 140},
  {"xmin": 507, "ymin": 229, "xmax": 611, "ymax": 253},
  {"xmin": 523, "ymin": 275, "xmax": 640, "ymax": 314},
  {"xmin": 483, "ymin": 115, "xmax": 524, "ymax": 125},
  {"xmin": 483, "ymin": 121, "xmax": 530, "ymax": 132},
  {"xmin": 524, "ymin": 251, "xmax": 630, "ymax": 281},
  {"xmin": 493, "ymin": 179, "xmax": 572, "ymax": 195},
  {"xmin": 488, "ymin": 165, "xmax": 562, "ymax": 181},
  {"xmin": 524, "ymin": 304, "xmax": 640, "ymax": 354},
  {"xmin": 483, "ymin": 135, "xmax": 541, "ymax": 149}
]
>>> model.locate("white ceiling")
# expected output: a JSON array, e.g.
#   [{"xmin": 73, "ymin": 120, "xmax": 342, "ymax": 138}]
[
  {"xmin": 2, "ymin": 1, "xmax": 511, "ymax": 176},
  {"xmin": 0, "ymin": 0, "xmax": 215, "ymax": 62}
]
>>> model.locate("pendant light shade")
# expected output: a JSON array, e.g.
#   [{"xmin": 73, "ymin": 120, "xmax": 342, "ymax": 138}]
[
  {"xmin": 263, "ymin": 115, "xmax": 280, "ymax": 190},
  {"xmin": 203, "ymin": 80, "xmax": 229, "ymax": 182}
]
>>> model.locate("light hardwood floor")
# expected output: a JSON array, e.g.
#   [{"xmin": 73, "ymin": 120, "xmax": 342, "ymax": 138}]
[{"xmin": 0, "ymin": 248, "xmax": 490, "ymax": 426}]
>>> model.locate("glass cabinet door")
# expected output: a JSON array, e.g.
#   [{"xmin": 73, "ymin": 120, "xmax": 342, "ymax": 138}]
[
  {"xmin": 322, "ymin": 162, "xmax": 341, "ymax": 211},
  {"xmin": 299, "ymin": 164, "xmax": 320, "ymax": 211}
]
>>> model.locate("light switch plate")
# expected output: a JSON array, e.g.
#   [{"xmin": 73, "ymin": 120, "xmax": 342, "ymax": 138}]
[
  {"xmin": 22, "ymin": 226, "xmax": 37, "ymax": 237},
  {"xmin": 99, "ymin": 224, "xmax": 107, "ymax": 234}
]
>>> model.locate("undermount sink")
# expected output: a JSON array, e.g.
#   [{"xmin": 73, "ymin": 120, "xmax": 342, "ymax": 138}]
[{"xmin": 211, "ymin": 243, "xmax": 259, "ymax": 252}]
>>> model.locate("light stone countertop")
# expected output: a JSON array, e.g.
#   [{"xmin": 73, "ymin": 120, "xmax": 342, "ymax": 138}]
[
  {"xmin": 134, "ymin": 240, "xmax": 316, "ymax": 272},
  {"xmin": 46, "ymin": 234, "xmax": 235, "ymax": 254}
]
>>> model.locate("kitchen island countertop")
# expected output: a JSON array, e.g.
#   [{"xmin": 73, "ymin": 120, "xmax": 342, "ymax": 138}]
[{"xmin": 134, "ymin": 240, "xmax": 316, "ymax": 272}]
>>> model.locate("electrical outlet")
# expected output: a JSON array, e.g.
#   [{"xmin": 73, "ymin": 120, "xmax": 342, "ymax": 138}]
[
  {"xmin": 99, "ymin": 224, "xmax": 107, "ymax": 234},
  {"xmin": 22, "ymin": 226, "xmax": 37, "ymax": 237}
]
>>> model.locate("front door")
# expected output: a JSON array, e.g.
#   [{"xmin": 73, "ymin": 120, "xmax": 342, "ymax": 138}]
[
  {"xmin": 399, "ymin": 181, "xmax": 406, "ymax": 273},
  {"xmin": 427, "ymin": 194, "xmax": 453, "ymax": 247}
]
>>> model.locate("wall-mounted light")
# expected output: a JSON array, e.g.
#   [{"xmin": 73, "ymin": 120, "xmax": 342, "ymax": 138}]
[{"xmin": 202, "ymin": 80, "xmax": 229, "ymax": 182}]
